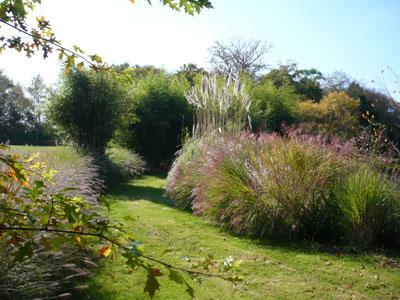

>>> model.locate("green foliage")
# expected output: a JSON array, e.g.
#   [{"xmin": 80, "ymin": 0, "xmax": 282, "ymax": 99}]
[
  {"xmin": 47, "ymin": 69, "xmax": 126, "ymax": 153},
  {"xmin": 117, "ymin": 70, "xmax": 192, "ymax": 168},
  {"xmin": 166, "ymin": 137, "xmax": 208, "ymax": 209},
  {"xmin": 263, "ymin": 63, "xmax": 324, "ymax": 101},
  {"xmin": 151, "ymin": 0, "xmax": 213, "ymax": 14},
  {"xmin": 177, "ymin": 63, "xmax": 206, "ymax": 86},
  {"xmin": 250, "ymin": 79, "xmax": 301, "ymax": 132},
  {"xmin": 0, "ymin": 71, "xmax": 54, "ymax": 145}
]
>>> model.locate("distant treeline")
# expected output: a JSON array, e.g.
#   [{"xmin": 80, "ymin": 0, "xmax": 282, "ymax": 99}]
[{"xmin": 2, "ymin": 63, "xmax": 399, "ymax": 167}]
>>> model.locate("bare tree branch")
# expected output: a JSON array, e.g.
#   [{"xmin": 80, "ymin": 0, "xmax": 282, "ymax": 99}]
[{"xmin": 209, "ymin": 38, "xmax": 272, "ymax": 78}]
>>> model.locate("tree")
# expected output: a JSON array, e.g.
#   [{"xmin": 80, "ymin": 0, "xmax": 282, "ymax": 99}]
[
  {"xmin": 299, "ymin": 91, "xmax": 360, "ymax": 138},
  {"xmin": 209, "ymin": 38, "xmax": 272, "ymax": 78},
  {"xmin": 47, "ymin": 69, "xmax": 126, "ymax": 153},
  {"xmin": 323, "ymin": 71, "xmax": 352, "ymax": 92},
  {"xmin": 294, "ymin": 68, "xmax": 324, "ymax": 101},
  {"xmin": 178, "ymin": 63, "xmax": 206, "ymax": 86},
  {"xmin": 263, "ymin": 63, "xmax": 324, "ymax": 101},
  {"xmin": 27, "ymin": 74, "xmax": 48, "ymax": 123},
  {"xmin": 346, "ymin": 81, "xmax": 400, "ymax": 146},
  {"xmin": 0, "ymin": 70, "xmax": 36, "ymax": 144}
]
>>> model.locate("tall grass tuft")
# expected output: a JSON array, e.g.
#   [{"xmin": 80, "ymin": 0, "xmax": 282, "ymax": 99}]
[
  {"xmin": 185, "ymin": 74, "xmax": 252, "ymax": 137},
  {"xmin": 106, "ymin": 147, "xmax": 146, "ymax": 180},
  {"xmin": 336, "ymin": 169, "xmax": 400, "ymax": 247},
  {"xmin": 0, "ymin": 242, "xmax": 93, "ymax": 300}
]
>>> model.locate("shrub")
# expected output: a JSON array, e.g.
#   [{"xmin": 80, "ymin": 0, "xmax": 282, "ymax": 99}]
[
  {"xmin": 117, "ymin": 71, "xmax": 192, "ymax": 168},
  {"xmin": 250, "ymin": 79, "xmax": 301, "ymax": 132},
  {"xmin": 47, "ymin": 69, "xmax": 126, "ymax": 153},
  {"xmin": 106, "ymin": 147, "xmax": 146, "ymax": 180},
  {"xmin": 298, "ymin": 91, "xmax": 360, "ymax": 138},
  {"xmin": 167, "ymin": 132, "xmax": 400, "ymax": 248}
]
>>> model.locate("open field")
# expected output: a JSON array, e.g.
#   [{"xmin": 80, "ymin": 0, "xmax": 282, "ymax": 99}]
[{"xmin": 81, "ymin": 175, "xmax": 400, "ymax": 300}]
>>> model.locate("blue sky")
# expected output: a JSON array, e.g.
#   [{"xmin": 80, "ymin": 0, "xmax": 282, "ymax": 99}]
[{"xmin": 0, "ymin": 0, "xmax": 399, "ymax": 91}]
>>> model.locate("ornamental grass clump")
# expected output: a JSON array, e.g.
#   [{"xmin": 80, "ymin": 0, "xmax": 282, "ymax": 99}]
[
  {"xmin": 167, "ymin": 132, "xmax": 400, "ymax": 248},
  {"xmin": 336, "ymin": 169, "xmax": 400, "ymax": 247},
  {"xmin": 167, "ymin": 74, "xmax": 252, "ymax": 208},
  {"xmin": 185, "ymin": 74, "xmax": 252, "ymax": 137}
]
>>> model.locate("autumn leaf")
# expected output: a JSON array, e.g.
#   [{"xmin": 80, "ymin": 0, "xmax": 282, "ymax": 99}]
[
  {"xmin": 99, "ymin": 244, "xmax": 112, "ymax": 257},
  {"xmin": 76, "ymin": 62, "xmax": 84, "ymax": 70},
  {"xmin": 8, "ymin": 167, "xmax": 18, "ymax": 181},
  {"xmin": 75, "ymin": 236, "xmax": 83, "ymax": 247}
]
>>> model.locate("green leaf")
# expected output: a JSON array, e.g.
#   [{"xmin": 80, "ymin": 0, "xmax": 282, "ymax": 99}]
[
  {"xmin": 13, "ymin": 0, "xmax": 26, "ymax": 17},
  {"xmin": 90, "ymin": 54, "xmax": 103, "ymax": 64},
  {"xmin": 73, "ymin": 45, "xmax": 84, "ymax": 53},
  {"xmin": 34, "ymin": 180, "xmax": 45, "ymax": 189},
  {"xmin": 14, "ymin": 241, "xmax": 33, "ymax": 261},
  {"xmin": 168, "ymin": 269, "xmax": 184, "ymax": 284}
]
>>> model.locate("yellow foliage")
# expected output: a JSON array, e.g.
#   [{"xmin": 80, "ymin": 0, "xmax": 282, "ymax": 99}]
[{"xmin": 299, "ymin": 91, "xmax": 360, "ymax": 137}]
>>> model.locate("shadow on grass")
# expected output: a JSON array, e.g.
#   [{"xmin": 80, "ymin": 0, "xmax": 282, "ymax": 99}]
[{"xmin": 109, "ymin": 174, "xmax": 175, "ymax": 207}]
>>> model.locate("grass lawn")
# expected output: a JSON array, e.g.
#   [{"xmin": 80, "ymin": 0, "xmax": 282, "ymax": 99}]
[
  {"xmin": 81, "ymin": 175, "xmax": 400, "ymax": 300},
  {"xmin": 9, "ymin": 145, "xmax": 82, "ymax": 165}
]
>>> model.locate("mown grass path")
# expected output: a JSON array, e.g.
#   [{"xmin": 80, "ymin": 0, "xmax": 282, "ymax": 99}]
[{"xmin": 84, "ymin": 175, "xmax": 400, "ymax": 300}]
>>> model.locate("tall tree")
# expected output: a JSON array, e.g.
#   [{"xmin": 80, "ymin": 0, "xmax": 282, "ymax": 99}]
[
  {"xmin": 0, "ymin": 70, "xmax": 35, "ymax": 144},
  {"xmin": 263, "ymin": 63, "xmax": 324, "ymax": 101},
  {"xmin": 346, "ymin": 81, "xmax": 400, "ymax": 145},
  {"xmin": 47, "ymin": 69, "xmax": 126, "ymax": 153},
  {"xmin": 209, "ymin": 38, "xmax": 272, "ymax": 78},
  {"xmin": 178, "ymin": 63, "xmax": 206, "ymax": 85},
  {"xmin": 323, "ymin": 71, "xmax": 352, "ymax": 92},
  {"xmin": 27, "ymin": 74, "xmax": 48, "ymax": 123}
]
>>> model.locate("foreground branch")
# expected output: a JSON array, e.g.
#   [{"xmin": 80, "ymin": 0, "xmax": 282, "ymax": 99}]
[
  {"xmin": 0, "ymin": 18, "xmax": 96, "ymax": 68},
  {"xmin": 0, "ymin": 225, "xmax": 231, "ymax": 280}
]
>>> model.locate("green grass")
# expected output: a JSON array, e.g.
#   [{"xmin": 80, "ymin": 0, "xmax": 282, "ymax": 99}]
[
  {"xmin": 9, "ymin": 145, "xmax": 82, "ymax": 165},
  {"xmin": 82, "ymin": 175, "xmax": 400, "ymax": 300}
]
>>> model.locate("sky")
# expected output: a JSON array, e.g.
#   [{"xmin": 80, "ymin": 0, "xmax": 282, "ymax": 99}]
[{"xmin": 0, "ymin": 0, "xmax": 399, "ymax": 90}]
